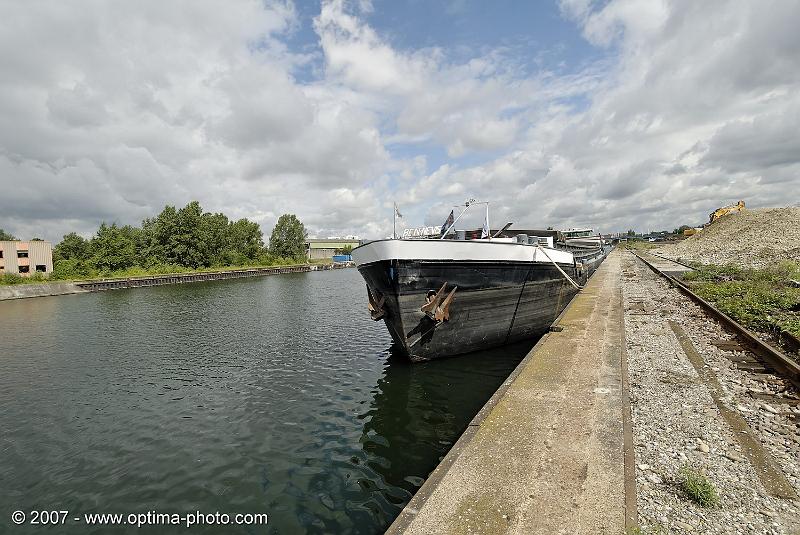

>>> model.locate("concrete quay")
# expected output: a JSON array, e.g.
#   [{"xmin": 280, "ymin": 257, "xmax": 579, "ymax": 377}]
[
  {"xmin": 391, "ymin": 247, "xmax": 800, "ymax": 534},
  {"xmin": 389, "ymin": 249, "xmax": 632, "ymax": 534},
  {"xmin": 0, "ymin": 281, "xmax": 87, "ymax": 300}
]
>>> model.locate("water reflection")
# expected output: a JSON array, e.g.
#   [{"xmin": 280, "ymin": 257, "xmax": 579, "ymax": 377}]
[
  {"xmin": 0, "ymin": 269, "xmax": 535, "ymax": 535},
  {"xmin": 356, "ymin": 340, "xmax": 534, "ymax": 531}
]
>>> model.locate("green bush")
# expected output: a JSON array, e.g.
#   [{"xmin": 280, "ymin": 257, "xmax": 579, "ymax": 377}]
[
  {"xmin": 678, "ymin": 466, "xmax": 719, "ymax": 507},
  {"xmin": 0, "ymin": 272, "xmax": 49, "ymax": 285},
  {"xmin": 1, "ymin": 273, "xmax": 25, "ymax": 285},
  {"xmin": 51, "ymin": 258, "xmax": 96, "ymax": 280}
]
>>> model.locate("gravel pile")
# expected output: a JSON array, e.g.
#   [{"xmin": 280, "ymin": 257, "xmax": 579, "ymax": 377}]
[
  {"xmin": 622, "ymin": 253, "xmax": 800, "ymax": 533},
  {"xmin": 657, "ymin": 207, "xmax": 800, "ymax": 268}
]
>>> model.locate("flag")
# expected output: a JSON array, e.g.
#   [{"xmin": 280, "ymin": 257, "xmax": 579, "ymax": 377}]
[
  {"xmin": 394, "ymin": 203, "xmax": 403, "ymax": 218},
  {"xmin": 481, "ymin": 205, "xmax": 490, "ymax": 239},
  {"xmin": 441, "ymin": 210, "xmax": 454, "ymax": 235}
]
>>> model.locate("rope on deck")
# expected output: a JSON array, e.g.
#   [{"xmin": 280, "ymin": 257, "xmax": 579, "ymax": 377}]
[{"xmin": 536, "ymin": 245, "xmax": 584, "ymax": 290}]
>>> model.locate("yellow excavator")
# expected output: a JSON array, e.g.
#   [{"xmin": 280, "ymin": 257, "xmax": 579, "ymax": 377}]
[{"xmin": 709, "ymin": 200, "xmax": 745, "ymax": 224}]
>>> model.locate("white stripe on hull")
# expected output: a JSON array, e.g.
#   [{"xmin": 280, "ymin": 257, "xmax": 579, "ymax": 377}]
[{"xmin": 352, "ymin": 239, "xmax": 575, "ymax": 266}]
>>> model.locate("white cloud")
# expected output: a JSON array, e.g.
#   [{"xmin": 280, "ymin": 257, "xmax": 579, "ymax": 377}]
[
  {"xmin": 0, "ymin": 0, "xmax": 389, "ymax": 240},
  {"xmin": 414, "ymin": 0, "xmax": 800, "ymax": 233},
  {"xmin": 315, "ymin": 0, "xmax": 602, "ymax": 159},
  {"xmin": 315, "ymin": 0, "xmax": 434, "ymax": 94},
  {"xmin": 1, "ymin": 0, "xmax": 799, "ymax": 243}
]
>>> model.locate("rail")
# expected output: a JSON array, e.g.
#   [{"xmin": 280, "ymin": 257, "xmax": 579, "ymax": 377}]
[{"xmin": 630, "ymin": 250, "xmax": 800, "ymax": 390}]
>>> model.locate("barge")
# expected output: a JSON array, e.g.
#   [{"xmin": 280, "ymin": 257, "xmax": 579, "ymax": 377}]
[{"xmin": 352, "ymin": 201, "xmax": 608, "ymax": 361}]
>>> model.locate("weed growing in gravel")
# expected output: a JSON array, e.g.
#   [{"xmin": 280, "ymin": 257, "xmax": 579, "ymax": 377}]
[
  {"xmin": 622, "ymin": 241, "xmax": 659, "ymax": 251},
  {"xmin": 678, "ymin": 466, "xmax": 720, "ymax": 508}
]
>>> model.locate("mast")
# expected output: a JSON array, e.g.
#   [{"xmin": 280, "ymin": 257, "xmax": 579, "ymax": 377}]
[
  {"xmin": 440, "ymin": 199, "xmax": 489, "ymax": 239},
  {"xmin": 483, "ymin": 202, "xmax": 490, "ymax": 239}
]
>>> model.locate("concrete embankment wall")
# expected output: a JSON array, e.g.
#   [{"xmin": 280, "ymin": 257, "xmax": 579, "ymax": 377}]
[
  {"xmin": 0, "ymin": 263, "xmax": 354, "ymax": 300},
  {"xmin": 389, "ymin": 250, "xmax": 631, "ymax": 534},
  {"xmin": 0, "ymin": 282, "xmax": 87, "ymax": 300}
]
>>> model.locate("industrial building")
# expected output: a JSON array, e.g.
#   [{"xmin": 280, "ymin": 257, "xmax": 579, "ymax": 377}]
[
  {"xmin": 0, "ymin": 241, "xmax": 53, "ymax": 277},
  {"xmin": 305, "ymin": 238, "xmax": 361, "ymax": 260}
]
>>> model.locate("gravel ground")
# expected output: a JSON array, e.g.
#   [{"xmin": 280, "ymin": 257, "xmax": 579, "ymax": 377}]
[
  {"xmin": 657, "ymin": 207, "xmax": 800, "ymax": 268},
  {"xmin": 622, "ymin": 253, "xmax": 800, "ymax": 534}
]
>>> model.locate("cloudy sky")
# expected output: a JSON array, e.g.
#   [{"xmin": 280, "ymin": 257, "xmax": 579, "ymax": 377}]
[{"xmin": 1, "ymin": 0, "xmax": 799, "ymax": 242}]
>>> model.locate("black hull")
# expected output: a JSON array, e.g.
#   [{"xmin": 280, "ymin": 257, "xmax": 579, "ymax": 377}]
[{"xmin": 359, "ymin": 259, "xmax": 588, "ymax": 361}]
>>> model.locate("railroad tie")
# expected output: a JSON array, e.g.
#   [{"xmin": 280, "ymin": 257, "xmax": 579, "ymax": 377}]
[{"xmin": 668, "ymin": 320, "xmax": 797, "ymax": 499}]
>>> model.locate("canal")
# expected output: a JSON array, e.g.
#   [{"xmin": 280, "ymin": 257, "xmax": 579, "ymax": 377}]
[{"xmin": 0, "ymin": 268, "xmax": 531, "ymax": 534}]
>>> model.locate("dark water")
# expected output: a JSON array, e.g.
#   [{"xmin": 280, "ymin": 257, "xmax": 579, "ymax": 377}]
[{"xmin": 0, "ymin": 269, "xmax": 531, "ymax": 534}]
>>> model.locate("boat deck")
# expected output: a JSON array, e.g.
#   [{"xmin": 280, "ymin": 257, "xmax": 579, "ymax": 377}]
[{"xmin": 387, "ymin": 249, "xmax": 632, "ymax": 534}]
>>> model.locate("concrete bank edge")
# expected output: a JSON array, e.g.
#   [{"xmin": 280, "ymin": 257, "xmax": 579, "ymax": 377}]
[
  {"xmin": 385, "ymin": 254, "xmax": 618, "ymax": 534},
  {"xmin": 0, "ymin": 282, "xmax": 87, "ymax": 301}
]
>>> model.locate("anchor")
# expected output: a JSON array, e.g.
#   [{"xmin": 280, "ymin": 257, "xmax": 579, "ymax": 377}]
[
  {"xmin": 420, "ymin": 282, "xmax": 457, "ymax": 323},
  {"xmin": 366, "ymin": 285, "xmax": 386, "ymax": 321}
]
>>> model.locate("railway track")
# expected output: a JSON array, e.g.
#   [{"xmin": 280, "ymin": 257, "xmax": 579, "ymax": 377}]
[
  {"xmin": 624, "ymin": 249, "xmax": 800, "ymax": 522},
  {"xmin": 630, "ymin": 249, "xmax": 800, "ymax": 393}
]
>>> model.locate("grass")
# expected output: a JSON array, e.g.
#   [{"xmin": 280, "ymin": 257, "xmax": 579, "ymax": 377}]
[
  {"xmin": 682, "ymin": 260, "xmax": 800, "ymax": 339},
  {"xmin": 621, "ymin": 240, "xmax": 660, "ymax": 250},
  {"xmin": 1, "ymin": 272, "xmax": 49, "ymax": 285},
  {"xmin": 678, "ymin": 466, "xmax": 720, "ymax": 508}
]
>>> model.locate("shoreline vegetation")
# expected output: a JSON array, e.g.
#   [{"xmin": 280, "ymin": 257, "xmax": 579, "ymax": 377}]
[
  {"xmin": 1, "ymin": 201, "xmax": 312, "ymax": 286},
  {"xmin": 0, "ymin": 258, "xmax": 333, "ymax": 286}
]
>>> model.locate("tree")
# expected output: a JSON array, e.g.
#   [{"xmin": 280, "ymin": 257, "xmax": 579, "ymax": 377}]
[
  {"xmin": 201, "ymin": 212, "xmax": 232, "ymax": 265},
  {"xmin": 139, "ymin": 205, "xmax": 179, "ymax": 265},
  {"xmin": 336, "ymin": 245, "xmax": 354, "ymax": 255},
  {"xmin": 140, "ymin": 203, "xmax": 200, "ymax": 267},
  {"xmin": 626, "ymin": 229, "xmax": 636, "ymax": 236},
  {"xmin": 673, "ymin": 225, "xmax": 692, "ymax": 235},
  {"xmin": 90, "ymin": 223, "xmax": 137, "ymax": 272},
  {"xmin": 54, "ymin": 232, "xmax": 90, "ymax": 261},
  {"xmin": 0, "ymin": 228, "xmax": 16, "ymax": 241},
  {"xmin": 42, "ymin": 201, "xmax": 270, "ymax": 275},
  {"xmin": 135, "ymin": 201, "xmax": 267, "ymax": 268},
  {"xmin": 170, "ymin": 201, "xmax": 207, "ymax": 267},
  {"xmin": 269, "ymin": 214, "xmax": 306, "ymax": 259},
  {"xmin": 228, "ymin": 218, "xmax": 263, "ymax": 261}
]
